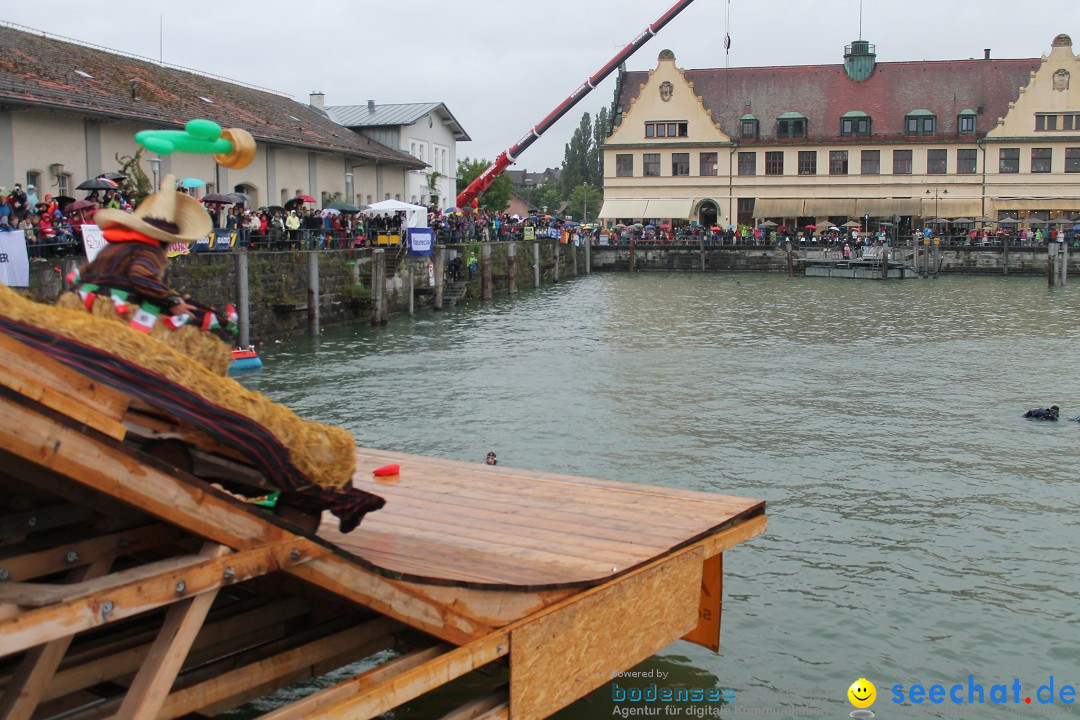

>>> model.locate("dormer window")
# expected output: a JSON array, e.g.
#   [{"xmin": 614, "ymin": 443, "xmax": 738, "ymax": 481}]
[
  {"xmin": 740, "ymin": 114, "xmax": 759, "ymax": 139},
  {"xmin": 905, "ymin": 109, "xmax": 936, "ymax": 136},
  {"xmin": 958, "ymin": 110, "xmax": 977, "ymax": 135},
  {"xmin": 840, "ymin": 111, "xmax": 872, "ymax": 137},
  {"xmin": 776, "ymin": 112, "xmax": 807, "ymax": 139}
]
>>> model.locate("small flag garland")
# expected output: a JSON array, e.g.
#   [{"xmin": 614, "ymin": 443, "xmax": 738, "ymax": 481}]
[
  {"xmin": 129, "ymin": 303, "xmax": 160, "ymax": 334},
  {"xmin": 110, "ymin": 289, "xmax": 130, "ymax": 315},
  {"xmin": 76, "ymin": 283, "xmax": 100, "ymax": 311},
  {"xmin": 164, "ymin": 313, "xmax": 191, "ymax": 330}
]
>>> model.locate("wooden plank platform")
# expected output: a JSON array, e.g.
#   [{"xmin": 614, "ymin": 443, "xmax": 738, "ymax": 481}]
[
  {"xmin": 0, "ymin": 320, "xmax": 768, "ymax": 720},
  {"xmin": 330, "ymin": 449, "xmax": 764, "ymax": 589}
]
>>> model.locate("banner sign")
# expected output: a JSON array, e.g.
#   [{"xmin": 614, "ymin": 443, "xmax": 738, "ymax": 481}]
[
  {"xmin": 599, "ymin": 234, "xmax": 610, "ymax": 246},
  {"xmin": 409, "ymin": 228, "xmax": 434, "ymax": 256},
  {"xmin": 82, "ymin": 224, "xmax": 107, "ymax": 263},
  {"xmin": 192, "ymin": 234, "xmax": 213, "ymax": 253},
  {"xmin": 166, "ymin": 242, "xmax": 190, "ymax": 258},
  {"xmin": 523, "ymin": 226, "xmax": 536, "ymax": 241},
  {"xmin": 212, "ymin": 230, "xmax": 236, "ymax": 251},
  {"xmin": 0, "ymin": 229, "xmax": 30, "ymax": 287}
]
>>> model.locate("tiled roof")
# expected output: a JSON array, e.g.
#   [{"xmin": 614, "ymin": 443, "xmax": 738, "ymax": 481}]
[
  {"xmin": 615, "ymin": 56, "xmax": 1042, "ymax": 141},
  {"xmin": 326, "ymin": 102, "xmax": 471, "ymax": 141},
  {"xmin": 0, "ymin": 24, "xmax": 424, "ymax": 168}
]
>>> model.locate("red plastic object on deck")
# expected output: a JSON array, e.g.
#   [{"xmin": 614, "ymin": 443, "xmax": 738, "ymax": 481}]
[{"xmin": 373, "ymin": 464, "xmax": 400, "ymax": 477}]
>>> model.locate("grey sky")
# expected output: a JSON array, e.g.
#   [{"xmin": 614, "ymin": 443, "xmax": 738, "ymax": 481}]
[{"xmin": 3, "ymin": 1, "xmax": 1075, "ymax": 173}]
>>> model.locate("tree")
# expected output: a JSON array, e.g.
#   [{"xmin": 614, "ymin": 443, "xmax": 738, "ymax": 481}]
[
  {"xmin": 589, "ymin": 106, "xmax": 608, "ymax": 189},
  {"xmin": 456, "ymin": 157, "xmax": 513, "ymax": 212},
  {"xmin": 520, "ymin": 182, "xmax": 564, "ymax": 215},
  {"xmin": 567, "ymin": 184, "xmax": 603, "ymax": 223},
  {"xmin": 561, "ymin": 112, "xmax": 593, "ymax": 197}
]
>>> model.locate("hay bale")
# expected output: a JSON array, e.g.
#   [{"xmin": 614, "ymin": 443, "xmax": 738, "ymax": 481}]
[{"xmin": 0, "ymin": 284, "xmax": 355, "ymax": 489}]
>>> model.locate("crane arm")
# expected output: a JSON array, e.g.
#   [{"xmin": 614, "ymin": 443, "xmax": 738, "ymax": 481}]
[{"xmin": 456, "ymin": 0, "xmax": 699, "ymax": 208}]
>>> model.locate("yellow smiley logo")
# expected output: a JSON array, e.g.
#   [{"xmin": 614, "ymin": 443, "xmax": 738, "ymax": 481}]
[{"xmin": 848, "ymin": 678, "xmax": 876, "ymax": 709}]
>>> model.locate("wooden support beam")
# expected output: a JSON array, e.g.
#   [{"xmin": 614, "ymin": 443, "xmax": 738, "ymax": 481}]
[
  {"xmin": 0, "ymin": 524, "xmax": 181, "ymax": 583},
  {"xmin": 282, "ymin": 632, "xmax": 509, "ymax": 720},
  {"xmin": 258, "ymin": 644, "xmax": 450, "ymax": 720},
  {"xmin": 0, "ymin": 503, "xmax": 96, "ymax": 542},
  {"xmin": 701, "ymin": 514, "xmax": 768, "ymax": 559},
  {"xmin": 0, "ymin": 538, "xmax": 312, "ymax": 655},
  {"xmin": 0, "ymin": 397, "xmax": 496, "ymax": 645},
  {"xmin": 436, "ymin": 687, "xmax": 509, "ymax": 720},
  {"xmin": 0, "ymin": 558, "xmax": 113, "ymax": 720},
  {"xmin": 115, "ymin": 544, "xmax": 229, "ymax": 720}
]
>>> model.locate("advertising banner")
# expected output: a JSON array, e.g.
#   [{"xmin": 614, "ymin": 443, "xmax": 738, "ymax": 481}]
[
  {"xmin": 81, "ymin": 224, "xmax": 107, "ymax": 263},
  {"xmin": 409, "ymin": 228, "xmax": 434, "ymax": 256},
  {"xmin": 0, "ymin": 229, "xmax": 30, "ymax": 287}
]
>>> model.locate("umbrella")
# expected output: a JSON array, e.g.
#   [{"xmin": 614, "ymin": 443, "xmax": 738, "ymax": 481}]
[
  {"xmin": 443, "ymin": 206, "xmax": 462, "ymax": 214},
  {"xmin": 229, "ymin": 192, "xmax": 252, "ymax": 204},
  {"xmin": 291, "ymin": 195, "xmax": 316, "ymax": 203},
  {"xmin": 97, "ymin": 172, "xmax": 127, "ymax": 182},
  {"xmin": 76, "ymin": 178, "xmax": 118, "ymax": 190},
  {"xmin": 804, "ymin": 224, "xmax": 818, "ymax": 230},
  {"xmin": 841, "ymin": 221, "xmax": 861, "ymax": 228},
  {"xmin": 927, "ymin": 217, "xmax": 950, "ymax": 224},
  {"xmin": 326, "ymin": 202, "xmax": 360, "ymax": 213},
  {"xmin": 179, "ymin": 177, "xmax": 206, "ymax": 188},
  {"xmin": 64, "ymin": 199, "xmax": 97, "ymax": 212},
  {"xmin": 710, "ymin": 226, "xmax": 721, "ymax": 231},
  {"xmin": 53, "ymin": 195, "xmax": 75, "ymax": 207},
  {"xmin": 321, "ymin": 208, "xmax": 341, "ymax": 218},
  {"xmin": 1073, "ymin": 224, "xmax": 1080, "ymax": 231},
  {"xmin": 726, "ymin": 224, "xmax": 736, "ymax": 230},
  {"xmin": 759, "ymin": 220, "xmax": 778, "ymax": 227},
  {"xmin": 952, "ymin": 217, "xmax": 974, "ymax": 224},
  {"xmin": 259, "ymin": 205, "xmax": 286, "ymax": 213},
  {"xmin": 659, "ymin": 223, "xmax": 671, "ymax": 229},
  {"xmin": 201, "ymin": 193, "xmax": 236, "ymax": 204},
  {"xmin": 829, "ymin": 226, "xmax": 842, "ymax": 231},
  {"xmin": 644, "ymin": 224, "xmax": 656, "ymax": 229},
  {"xmin": 997, "ymin": 218, "xmax": 1020, "ymax": 224},
  {"xmin": 974, "ymin": 216, "xmax": 996, "ymax": 223}
]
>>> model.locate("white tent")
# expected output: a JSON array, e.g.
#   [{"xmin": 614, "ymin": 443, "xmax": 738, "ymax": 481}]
[{"xmin": 362, "ymin": 199, "xmax": 429, "ymax": 229}]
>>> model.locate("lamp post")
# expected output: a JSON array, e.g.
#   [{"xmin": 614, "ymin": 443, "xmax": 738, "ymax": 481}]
[
  {"xmin": 345, "ymin": 171, "xmax": 354, "ymax": 206},
  {"xmin": 925, "ymin": 187, "xmax": 948, "ymax": 231},
  {"xmin": 150, "ymin": 157, "xmax": 162, "ymax": 191}
]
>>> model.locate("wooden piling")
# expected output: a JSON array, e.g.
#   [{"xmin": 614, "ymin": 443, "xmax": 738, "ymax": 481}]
[
  {"xmin": 553, "ymin": 241, "xmax": 561, "ymax": 284},
  {"xmin": 699, "ymin": 233, "xmax": 706, "ymax": 272},
  {"xmin": 785, "ymin": 241, "xmax": 794, "ymax": 277},
  {"xmin": 533, "ymin": 241, "xmax": 541, "ymax": 288},
  {"xmin": 571, "ymin": 239, "xmax": 578, "ymax": 277},
  {"xmin": 306, "ymin": 251, "xmax": 320, "ymax": 337},
  {"xmin": 1002, "ymin": 236, "xmax": 1010, "ymax": 276},
  {"xmin": 1048, "ymin": 242, "xmax": 1057, "ymax": 288},
  {"xmin": 1061, "ymin": 241, "xmax": 1068, "ymax": 286},
  {"xmin": 507, "ymin": 243, "xmax": 517, "ymax": 294},
  {"xmin": 932, "ymin": 241, "xmax": 940, "ymax": 279},
  {"xmin": 629, "ymin": 236, "xmax": 637, "ymax": 273},
  {"xmin": 371, "ymin": 248, "xmax": 388, "ymax": 325},
  {"xmin": 236, "ymin": 251, "xmax": 250, "ymax": 347},
  {"xmin": 481, "ymin": 243, "xmax": 492, "ymax": 301},
  {"xmin": 585, "ymin": 236, "xmax": 591, "ymax": 275},
  {"xmin": 434, "ymin": 247, "xmax": 445, "ymax": 311},
  {"xmin": 407, "ymin": 261, "xmax": 415, "ymax": 317},
  {"xmin": 881, "ymin": 246, "xmax": 889, "ymax": 280}
]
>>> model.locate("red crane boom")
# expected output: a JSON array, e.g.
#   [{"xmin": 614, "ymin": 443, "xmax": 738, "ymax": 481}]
[{"xmin": 456, "ymin": 0, "xmax": 699, "ymax": 209}]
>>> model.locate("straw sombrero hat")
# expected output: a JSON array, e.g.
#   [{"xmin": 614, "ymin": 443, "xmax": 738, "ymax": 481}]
[{"xmin": 94, "ymin": 174, "xmax": 211, "ymax": 244}]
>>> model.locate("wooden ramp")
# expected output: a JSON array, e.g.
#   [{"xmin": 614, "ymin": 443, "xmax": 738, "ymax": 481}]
[{"xmin": 0, "ymin": 327, "xmax": 767, "ymax": 720}]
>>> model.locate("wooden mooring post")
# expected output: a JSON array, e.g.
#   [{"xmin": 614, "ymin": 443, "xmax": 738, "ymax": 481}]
[
  {"xmin": 553, "ymin": 241, "xmax": 560, "ymax": 284},
  {"xmin": 1048, "ymin": 241, "xmax": 1068, "ymax": 287},
  {"xmin": 699, "ymin": 233, "xmax": 706, "ymax": 272},
  {"xmin": 481, "ymin": 243, "xmax": 492, "ymax": 301},
  {"xmin": 585, "ymin": 236, "xmax": 591, "ymax": 274},
  {"xmin": 571, "ymin": 240, "xmax": 578, "ymax": 277},
  {"xmin": 785, "ymin": 241, "xmax": 794, "ymax": 277},
  {"xmin": 881, "ymin": 246, "xmax": 889, "ymax": 280},
  {"xmin": 371, "ymin": 248, "xmax": 388, "ymax": 325},
  {"xmin": 507, "ymin": 242, "xmax": 517, "ymax": 294},
  {"xmin": 533, "ymin": 241, "xmax": 541, "ymax": 288},
  {"xmin": 1002, "ymin": 237, "xmax": 1010, "ymax": 276},
  {"xmin": 434, "ymin": 247, "xmax": 445, "ymax": 310},
  {"xmin": 236, "ymin": 251, "xmax": 250, "ymax": 347},
  {"xmin": 629, "ymin": 236, "xmax": 637, "ymax": 272},
  {"xmin": 306, "ymin": 251, "xmax": 320, "ymax": 337}
]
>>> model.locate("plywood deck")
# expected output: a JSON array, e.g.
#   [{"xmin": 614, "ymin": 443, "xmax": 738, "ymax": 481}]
[{"xmin": 323, "ymin": 449, "xmax": 764, "ymax": 590}]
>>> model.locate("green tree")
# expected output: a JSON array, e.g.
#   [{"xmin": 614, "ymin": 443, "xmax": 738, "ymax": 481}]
[
  {"xmin": 567, "ymin": 184, "xmax": 603, "ymax": 223},
  {"xmin": 589, "ymin": 106, "xmax": 608, "ymax": 189},
  {"xmin": 521, "ymin": 182, "xmax": 564, "ymax": 215},
  {"xmin": 456, "ymin": 157, "xmax": 513, "ymax": 212},
  {"xmin": 561, "ymin": 112, "xmax": 593, "ymax": 197}
]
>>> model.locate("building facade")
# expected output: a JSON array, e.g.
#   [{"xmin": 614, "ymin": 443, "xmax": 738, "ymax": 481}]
[
  {"xmin": 325, "ymin": 101, "xmax": 469, "ymax": 209},
  {"xmin": 600, "ymin": 36, "xmax": 1080, "ymax": 234},
  {"xmin": 0, "ymin": 25, "xmax": 424, "ymax": 209}
]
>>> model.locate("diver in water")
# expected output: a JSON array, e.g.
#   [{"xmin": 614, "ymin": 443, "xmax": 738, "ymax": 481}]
[
  {"xmin": 1023, "ymin": 405, "xmax": 1060, "ymax": 421},
  {"xmin": 485, "ymin": 452, "xmax": 498, "ymax": 466}
]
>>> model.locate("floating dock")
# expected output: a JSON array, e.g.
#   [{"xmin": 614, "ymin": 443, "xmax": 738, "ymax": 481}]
[{"xmin": 0, "ymin": 322, "xmax": 766, "ymax": 719}]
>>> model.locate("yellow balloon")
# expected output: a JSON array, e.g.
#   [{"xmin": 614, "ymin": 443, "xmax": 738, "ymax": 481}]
[{"xmin": 848, "ymin": 678, "xmax": 876, "ymax": 709}]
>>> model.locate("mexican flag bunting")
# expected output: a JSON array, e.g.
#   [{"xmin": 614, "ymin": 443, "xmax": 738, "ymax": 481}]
[
  {"xmin": 77, "ymin": 283, "xmax": 100, "ymax": 311},
  {"xmin": 164, "ymin": 313, "xmax": 191, "ymax": 330},
  {"xmin": 201, "ymin": 311, "xmax": 221, "ymax": 332},
  {"xmin": 66, "ymin": 268, "xmax": 80, "ymax": 285},
  {"xmin": 110, "ymin": 289, "xmax": 130, "ymax": 314},
  {"xmin": 129, "ymin": 303, "xmax": 159, "ymax": 334},
  {"xmin": 226, "ymin": 304, "xmax": 238, "ymax": 324}
]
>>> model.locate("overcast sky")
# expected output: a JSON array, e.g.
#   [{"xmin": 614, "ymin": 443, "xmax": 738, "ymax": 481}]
[{"xmin": 3, "ymin": 1, "xmax": 1075, "ymax": 171}]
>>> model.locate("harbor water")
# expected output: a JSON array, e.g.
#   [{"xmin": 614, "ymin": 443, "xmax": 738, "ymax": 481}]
[{"xmin": 241, "ymin": 273, "xmax": 1080, "ymax": 718}]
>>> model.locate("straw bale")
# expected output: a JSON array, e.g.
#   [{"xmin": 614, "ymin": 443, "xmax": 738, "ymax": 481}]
[{"xmin": 0, "ymin": 284, "xmax": 355, "ymax": 489}]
